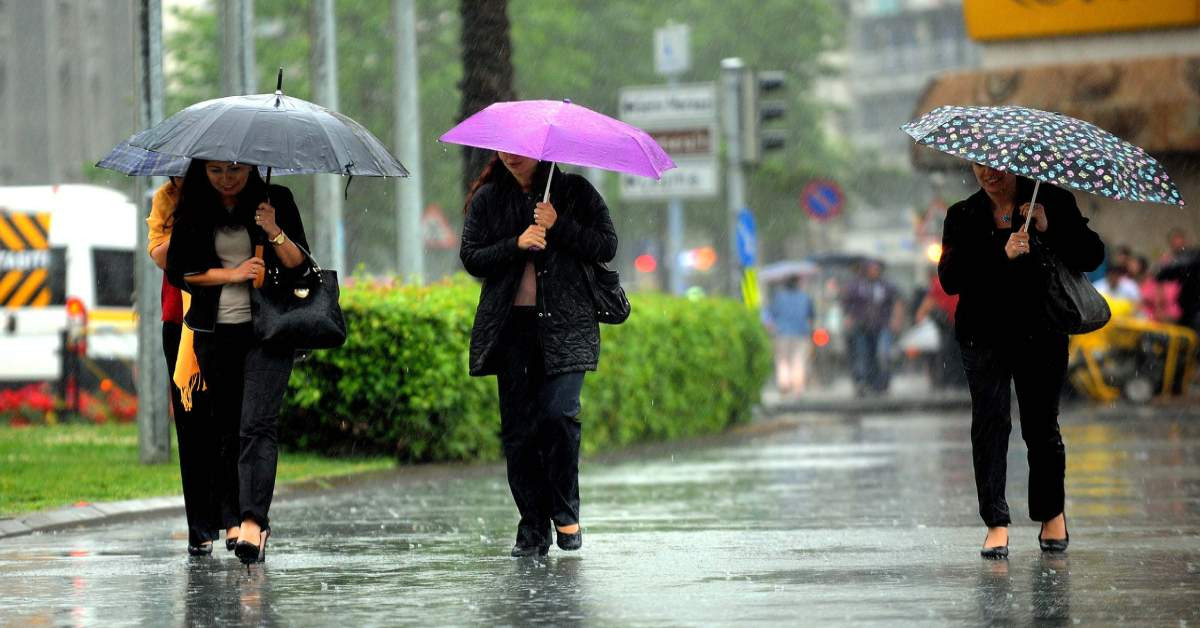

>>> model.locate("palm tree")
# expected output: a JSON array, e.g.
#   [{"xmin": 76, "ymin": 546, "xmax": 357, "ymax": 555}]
[{"xmin": 458, "ymin": 0, "xmax": 516, "ymax": 191}]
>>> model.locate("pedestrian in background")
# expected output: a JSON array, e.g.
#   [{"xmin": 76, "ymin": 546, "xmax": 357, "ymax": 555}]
[
  {"xmin": 765, "ymin": 276, "xmax": 816, "ymax": 395},
  {"xmin": 1127, "ymin": 255, "xmax": 1180, "ymax": 322},
  {"xmin": 147, "ymin": 176, "xmax": 221, "ymax": 556},
  {"xmin": 166, "ymin": 159, "xmax": 310, "ymax": 567},
  {"xmin": 939, "ymin": 163, "xmax": 1104, "ymax": 559},
  {"xmin": 460, "ymin": 152, "xmax": 617, "ymax": 557},
  {"xmin": 1157, "ymin": 228, "xmax": 1200, "ymax": 333},
  {"xmin": 841, "ymin": 260, "xmax": 902, "ymax": 395},
  {"xmin": 1092, "ymin": 258, "xmax": 1140, "ymax": 303}
]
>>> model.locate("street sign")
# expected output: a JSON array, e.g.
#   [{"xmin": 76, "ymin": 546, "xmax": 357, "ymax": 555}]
[
  {"xmin": 619, "ymin": 83, "xmax": 716, "ymax": 124},
  {"xmin": 619, "ymin": 160, "xmax": 718, "ymax": 200},
  {"xmin": 619, "ymin": 82, "xmax": 719, "ymax": 201},
  {"xmin": 801, "ymin": 179, "xmax": 844, "ymax": 221},
  {"xmin": 735, "ymin": 208, "xmax": 757, "ymax": 268},
  {"xmin": 421, "ymin": 204, "xmax": 457, "ymax": 249},
  {"xmin": 654, "ymin": 23, "xmax": 690, "ymax": 77}
]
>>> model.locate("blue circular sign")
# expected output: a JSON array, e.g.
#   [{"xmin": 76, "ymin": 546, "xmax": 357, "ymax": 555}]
[{"xmin": 801, "ymin": 180, "xmax": 844, "ymax": 221}]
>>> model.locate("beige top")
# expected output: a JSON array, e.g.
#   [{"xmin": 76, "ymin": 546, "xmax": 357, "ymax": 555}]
[
  {"xmin": 215, "ymin": 224, "xmax": 252, "ymax": 324},
  {"xmin": 513, "ymin": 261, "xmax": 537, "ymax": 306}
]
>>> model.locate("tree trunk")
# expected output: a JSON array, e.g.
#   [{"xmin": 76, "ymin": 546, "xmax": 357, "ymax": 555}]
[{"xmin": 458, "ymin": 0, "xmax": 516, "ymax": 191}]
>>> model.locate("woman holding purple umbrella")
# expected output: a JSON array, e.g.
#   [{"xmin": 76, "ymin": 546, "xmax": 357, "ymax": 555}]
[
  {"xmin": 939, "ymin": 163, "xmax": 1104, "ymax": 559},
  {"xmin": 460, "ymin": 152, "xmax": 617, "ymax": 557}
]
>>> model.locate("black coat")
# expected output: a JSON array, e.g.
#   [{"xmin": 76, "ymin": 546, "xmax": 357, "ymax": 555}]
[
  {"xmin": 938, "ymin": 181, "xmax": 1105, "ymax": 343},
  {"xmin": 166, "ymin": 184, "xmax": 310, "ymax": 333},
  {"xmin": 460, "ymin": 170, "xmax": 617, "ymax": 376}
]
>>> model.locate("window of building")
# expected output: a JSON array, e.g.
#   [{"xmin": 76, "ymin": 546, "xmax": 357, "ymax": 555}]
[{"xmin": 92, "ymin": 248, "xmax": 133, "ymax": 307}]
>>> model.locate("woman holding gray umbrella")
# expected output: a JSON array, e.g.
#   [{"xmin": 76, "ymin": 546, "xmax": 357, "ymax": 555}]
[
  {"xmin": 459, "ymin": 152, "xmax": 617, "ymax": 557},
  {"xmin": 939, "ymin": 163, "xmax": 1104, "ymax": 558},
  {"xmin": 166, "ymin": 158, "xmax": 309, "ymax": 567}
]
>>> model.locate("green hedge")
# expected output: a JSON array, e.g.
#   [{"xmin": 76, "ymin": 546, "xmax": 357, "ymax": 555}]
[{"xmin": 281, "ymin": 275, "xmax": 771, "ymax": 462}]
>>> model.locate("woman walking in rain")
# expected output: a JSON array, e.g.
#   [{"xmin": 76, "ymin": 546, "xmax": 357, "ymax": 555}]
[
  {"xmin": 167, "ymin": 159, "xmax": 309, "ymax": 567},
  {"xmin": 460, "ymin": 151, "xmax": 617, "ymax": 557},
  {"xmin": 939, "ymin": 163, "xmax": 1104, "ymax": 559},
  {"xmin": 147, "ymin": 176, "xmax": 223, "ymax": 556}
]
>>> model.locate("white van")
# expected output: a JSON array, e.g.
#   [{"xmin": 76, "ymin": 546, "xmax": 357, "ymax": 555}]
[{"xmin": 0, "ymin": 185, "xmax": 137, "ymax": 385}]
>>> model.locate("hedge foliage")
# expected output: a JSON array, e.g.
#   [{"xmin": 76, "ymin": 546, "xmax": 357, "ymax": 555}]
[{"xmin": 281, "ymin": 275, "xmax": 771, "ymax": 462}]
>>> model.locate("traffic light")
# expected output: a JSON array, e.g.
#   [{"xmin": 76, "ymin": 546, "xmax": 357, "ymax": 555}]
[{"xmin": 740, "ymin": 70, "xmax": 787, "ymax": 164}]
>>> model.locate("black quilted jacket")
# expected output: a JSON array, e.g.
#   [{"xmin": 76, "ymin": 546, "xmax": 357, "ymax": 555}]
[{"xmin": 460, "ymin": 169, "xmax": 617, "ymax": 376}]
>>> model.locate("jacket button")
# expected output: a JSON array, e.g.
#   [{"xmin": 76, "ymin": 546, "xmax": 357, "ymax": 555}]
[{"xmin": 537, "ymin": 312, "xmax": 544, "ymax": 318}]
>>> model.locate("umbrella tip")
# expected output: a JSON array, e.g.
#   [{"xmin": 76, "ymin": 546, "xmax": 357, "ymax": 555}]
[{"xmin": 275, "ymin": 67, "xmax": 284, "ymax": 93}]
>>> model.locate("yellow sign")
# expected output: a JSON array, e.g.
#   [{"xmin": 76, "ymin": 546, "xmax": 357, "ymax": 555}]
[
  {"xmin": 0, "ymin": 211, "xmax": 52, "ymax": 307},
  {"xmin": 742, "ymin": 267, "xmax": 761, "ymax": 309},
  {"xmin": 964, "ymin": 0, "xmax": 1200, "ymax": 41}
]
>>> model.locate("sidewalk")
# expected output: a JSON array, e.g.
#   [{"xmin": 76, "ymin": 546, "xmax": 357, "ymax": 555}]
[{"xmin": 760, "ymin": 371, "xmax": 972, "ymax": 415}]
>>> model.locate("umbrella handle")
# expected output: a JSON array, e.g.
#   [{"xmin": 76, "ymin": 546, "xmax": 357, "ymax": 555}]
[
  {"xmin": 541, "ymin": 161, "xmax": 555, "ymax": 204},
  {"xmin": 1022, "ymin": 179, "xmax": 1041, "ymax": 233}
]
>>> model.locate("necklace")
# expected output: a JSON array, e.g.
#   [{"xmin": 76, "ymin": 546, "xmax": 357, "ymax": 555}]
[{"xmin": 999, "ymin": 214, "xmax": 1011, "ymax": 224}]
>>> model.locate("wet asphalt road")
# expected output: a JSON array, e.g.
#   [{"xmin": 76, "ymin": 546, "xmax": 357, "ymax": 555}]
[{"xmin": 1, "ymin": 407, "xmax": 1197, "ymax": 626}]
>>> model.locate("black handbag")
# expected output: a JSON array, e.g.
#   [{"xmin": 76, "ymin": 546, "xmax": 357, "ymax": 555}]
[
  {"xmin": 250, "ymin": 243, "xmax": 347, "ymax": 349},
  {"xmin": 1035, "ymin": 240, "xmax": 1111, "ymax": 335},
  {"xmin": 582, "ymin": 261, "xmax": 631, "ymax": 325}
]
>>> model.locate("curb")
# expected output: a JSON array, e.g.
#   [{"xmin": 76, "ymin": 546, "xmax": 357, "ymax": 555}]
[{"xmin": 760, "ymin": 393, "xmax": 972, "ymax": 415}]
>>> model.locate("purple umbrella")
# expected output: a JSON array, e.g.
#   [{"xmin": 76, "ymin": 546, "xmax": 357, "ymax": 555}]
[{"xmin": 439, "ymin": 98, "xmax": 675, "ymax": 202}]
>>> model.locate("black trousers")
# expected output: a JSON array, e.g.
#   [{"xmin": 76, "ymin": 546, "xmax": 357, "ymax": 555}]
[
  {"xmin": 193, "ymin": 323, "xmax": 294, "ymax": 530},
  {"xmin": 496, "ymin": 307, "xmax": 585, "ymax": 549},
  {"xmin": 961, "ymin": 332, "xmax": 1069, "ymax": 527},
  {"xmin": 162, "ymin": 322, "xmax": 219, "ymax": 547}
]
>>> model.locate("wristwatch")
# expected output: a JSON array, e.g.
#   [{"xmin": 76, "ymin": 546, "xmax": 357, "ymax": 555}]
[{"xmin": 269, "ymin": 231, "xmax": 287, "ymax": 246}]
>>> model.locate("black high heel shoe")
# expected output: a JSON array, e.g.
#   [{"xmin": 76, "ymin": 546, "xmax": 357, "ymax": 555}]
[
  {"xmin": 980, "ymin": 529, "xmax": 1008, "ymax": 559},
  {"xmin": 187, "ymin": 541, "xmax": 213, "ymax": 557},
  {"xmin": 1039, "ymin": 516, "xmax": 1069, "ymax": 553},
  {"xmin": 225, "ymin": 537, "xmax": 239, "ymax": 552},
  {"xmin": 555, "ymin": 526, "xmax": 582, "ymax": 551},
  {"xmin": 234, "ymin": 528, "xmax": 270, "ymax": 566}
]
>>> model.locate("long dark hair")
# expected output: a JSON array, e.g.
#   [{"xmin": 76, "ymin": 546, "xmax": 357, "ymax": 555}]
[
  {"xmin": 174, "ymin": 158, "xmax": 269, "ymax": 239},
  {"xmin": 461, "ymin": 154, "xmax": 554, "ymax": 214}
]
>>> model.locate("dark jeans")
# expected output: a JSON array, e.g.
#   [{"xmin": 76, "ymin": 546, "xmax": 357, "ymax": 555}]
[
  {"xmin": 162, "ymin": 322, "xmax": 219, "ymax": 547},
  {"xmin": 496, "ymin": 307, "xmax": 585, "ymax": 549},
  {"xmin": 849, "ymin": 328, "xmax": 890, "ymax": 393},
  {"xmin": 961, "ymin": 333, "xmax": 1069, "ymax": 527},
  {"xmin": 194, "ymin": 323, "xmax": 294, "ymax": 530}
]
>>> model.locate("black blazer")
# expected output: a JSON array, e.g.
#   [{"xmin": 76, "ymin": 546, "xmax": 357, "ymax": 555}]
[
  {"xmin": 938, "ymin": 181, "xmax": 1105, "ymax": 343},
  {"xmin": 166, "ymin": 184, "xmax": 310, "ymax": 332}
]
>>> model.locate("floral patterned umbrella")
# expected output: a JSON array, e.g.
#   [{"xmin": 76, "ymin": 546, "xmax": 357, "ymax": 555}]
[{"xmin": 902, "ymin": 105, "xmax": 1185, "ymax": 210}]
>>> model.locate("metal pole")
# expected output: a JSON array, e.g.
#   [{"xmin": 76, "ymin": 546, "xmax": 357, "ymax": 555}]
[
  {"xmin": 311, "ymin": 0, "xmax": 346, "ymax": 272},
  {"xmin": 393, "ymin": 0, "xmax": 424, "ymax": 281},
  {"xmin": 136, "ymin": 0, "xmax": 170, "ymax": 464},
  {"xmin": 720, "ymin": 58, "xmax": 747, "ymax": 297},
  {"xmin": 219, "ymin": 0, "xmax": 244, "ymax": 96},
  {"xmin": 665, "ymin": 75, "xmax": 685, "ymax": 296},
  {"xmin": 240, "ymin": 0, "xmax": 256, "ymax": 93}
]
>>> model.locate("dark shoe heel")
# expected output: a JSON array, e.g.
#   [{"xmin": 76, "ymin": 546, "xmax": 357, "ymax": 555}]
[
  {"xmin": 980, "ymin": 545, "xmax": 1009, "ymax": 559},
  {"xmin": 556, "ymin": 527, "xmax": 582, "ymax": 551},
  {"xmin": 187, "ymin": 542, "xmax": 213, "ymax": 557},
  {"xmin": 1039, "ymin": 516, "xmax": 1069, "ymax": 553},
  {"xmin": 225, "ymin": 538, "xmax": 238, "ymax": 552},
  {"xmin": 235, "ymin": 529, "xmax": 270, "ymax": 566}
]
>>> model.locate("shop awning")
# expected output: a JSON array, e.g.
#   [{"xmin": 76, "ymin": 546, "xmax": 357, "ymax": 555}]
[{"xmin": 910, "ymin": 55, "xmax": 1200, "ymax": 169}]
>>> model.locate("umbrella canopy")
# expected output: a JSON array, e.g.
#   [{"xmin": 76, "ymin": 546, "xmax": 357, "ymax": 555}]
[
  {"xmin": 902, "ymin": 105, "xmax": 1184, "ymax": 207},
  {"xmin": 760, "ymin": 260, "xmax": 819, "ymax": 283},
  {"xmin": 96, "ymin": 141, "xmax": 191, "ymax": 176},
  {"xmin": 96, "ymin": 141, "xmax": 295, "ymax": 178},
  {"xmin": 439, "ymin": 99, "xmax": 675, "ymax": 180},
  {"xmin": 126, "ymin": 87, "xmax": 407, "ymax": 177}
]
